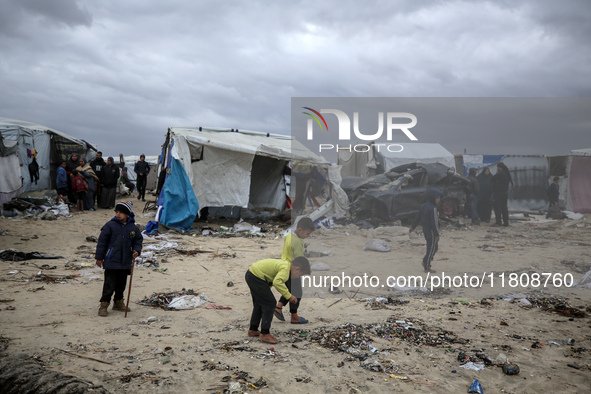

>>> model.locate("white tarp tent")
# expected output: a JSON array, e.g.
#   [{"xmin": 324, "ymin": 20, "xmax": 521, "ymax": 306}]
[
  {"xmin": 339, "ymin": 142, "xmax": 455, "ymax": 177},
  {"xmin": 0, "ymin": 117, "xmax": 96, "ymax": 205},
  {"xmin": 159, "ymin": 127, "xmax": 327, "ymax": 229}
]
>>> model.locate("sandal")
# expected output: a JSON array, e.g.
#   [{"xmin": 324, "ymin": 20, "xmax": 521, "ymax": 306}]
[
  {"xmin": 291, "ymin": 317, "xmax": 309, "ymax": 324},
  {"xmin": 274, "ymin": 308, "xmax": 285, "ymax": 321}
]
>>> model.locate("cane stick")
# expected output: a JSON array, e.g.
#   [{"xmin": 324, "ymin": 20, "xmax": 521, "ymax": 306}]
[{"xmin": 125, "ymin": 256, "xmax": 135, "ymax": 318}]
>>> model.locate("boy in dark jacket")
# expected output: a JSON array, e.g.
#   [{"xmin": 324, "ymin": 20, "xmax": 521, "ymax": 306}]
[
  {"xmin": 409, "ymin": 188, "xmax": 442, "ymax": 273},
  {"xmin": 95, "ymin": 201, "xmax": 143, "ymax": 316}
]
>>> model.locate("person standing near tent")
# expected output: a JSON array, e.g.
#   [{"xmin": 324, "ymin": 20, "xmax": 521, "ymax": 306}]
[
  {"xmin": 466, "ymin": 168, "xmax": 481, "ymax": 225},
  {"xmin": 71, "ymin": 169, "xmax": 88, "ymax": 212},
  {"xmin": 56, "ymin": 160, "xmax": 68, "ymax": 202},
  {"xmin": 492, "ymin": 162, "xmax": 513, "ymax": 227},
  {"xmin": 65, "ymin": 153, "xmax": 80, "ymax": 204},
  {"xmin": 95, "ymin": 201, "xmax": 142, "ymax": 316},
  {"xmin": 274, "ymin": 217, "xmax": 315, "ymax": 324},
  {"xmin": 77, "ymin": 157, "xmax": 99, "ymax": 211},
  {"xmin": 100, "ymin": 157, "xmax": 120, "ymax": 209},
  {"xmin": 90, "ymin": 151, "xmax": 107, "ymax": 208},
  {"xmin": 134, "ymin": 154, "xmax": 150, "ymax": 202},
  {"xmin": 546, "ymin": 177, "xmax": 560, "ymax": 218},
  {"xmin": 477, "ymin": 168, "xmax": 494, "ymax": 223}
]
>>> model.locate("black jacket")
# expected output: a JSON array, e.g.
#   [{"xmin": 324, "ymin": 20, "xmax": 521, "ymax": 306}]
[
  {"xmin": 134, "ymin": 161, "xmax": 150, "ymax": 177},
  {"xmin": 102, "ymin": 158, "xmax": 120, "ymax": 188},
  {"xmin": 95, "ymin": 215, "xmax": 143, "ymax": 270},
  {"xmin": 548, "ymin": 183, "xmax": 559, "ymax": 201},
  {"xmin": 492, "ymin": 170, "xmax": 511, "ymax": 193},
  {"xmin": 90, "ymin": 157, "xmax": 107, "ymax": 182},
  {"xmin": 411, "ymin": 189, "xmax": 442, "ymax": 236}
]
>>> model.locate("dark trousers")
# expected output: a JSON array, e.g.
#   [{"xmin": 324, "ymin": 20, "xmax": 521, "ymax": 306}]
[
  {"xmin": 279, "ymin": 276, "xmax": 301, "ymax": 314},
  {"xmin": 99, "ymin": 187, "xmax": 116, "ymax": 209},
  {"xmin": 245, "ymin": 270, "xmax": 275, "ymax": 334},
  {"xmin": 477, "ymin": 194, "xmax": 492, "ymax": 222},
  {"xmin": 470, "ymin": 194, "xmax": 480, "ymax": 223},
  {"xmin": 423, "ymin": 230, "xmax": 438, "ymax": 270},
  {"xmin": 84, "ymin": 190, "xmax": 95, "ymax": 210},
  {"xmin": 493, "ymin": 191, "xmax": 509, "ymax": 225},
  {"xmin": 100, "ymin": 269, "xmax": 130, "ymax": 303},
  {"xmin": 137, "ymin": 175, "xmax": 147, "ymax": 199}
]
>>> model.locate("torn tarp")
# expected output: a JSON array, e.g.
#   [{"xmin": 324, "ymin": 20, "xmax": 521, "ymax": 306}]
[{"xmin": 0, "ymin": 250, "xmax": 64, "ymax": 261}]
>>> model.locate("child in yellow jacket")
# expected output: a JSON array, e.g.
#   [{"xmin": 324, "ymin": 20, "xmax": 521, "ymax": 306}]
[{"xmin": 245, "ymin": 257, "xmax": 311, "ymax": 344}]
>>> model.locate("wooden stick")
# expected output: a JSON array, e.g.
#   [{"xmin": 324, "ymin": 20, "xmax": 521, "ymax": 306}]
[
  {"xmin": 57, "ymin": 349, "xmax": 112, "ymax": 365},
  {"xmin": 125, "ymin": 258, "xmax": 135, "ymax": 318}
]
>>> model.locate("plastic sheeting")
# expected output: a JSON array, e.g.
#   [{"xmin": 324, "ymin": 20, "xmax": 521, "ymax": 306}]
[
  {"xmin": 568, "ymin": 155, "xmax": 591, "ymax": 213},
  {"xmin": 160, "ymin": 157, "xmax": 199, "ymax": 231}
]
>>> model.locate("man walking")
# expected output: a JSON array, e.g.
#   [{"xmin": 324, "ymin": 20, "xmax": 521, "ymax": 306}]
[{"xmin": 134, "ymin": 154, "xmax": 150, "ymax": 201}]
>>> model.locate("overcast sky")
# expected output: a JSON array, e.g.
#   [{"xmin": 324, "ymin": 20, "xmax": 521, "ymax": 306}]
[{"xmin": 1, "ymin": 0, "xmax": 589, "ymax": 158}]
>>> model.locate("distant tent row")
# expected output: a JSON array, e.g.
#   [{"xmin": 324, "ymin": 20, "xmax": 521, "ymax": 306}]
[
  {"xmin": 156, "ymin": 127, "xmax": 328, "ymax": 231},
  {"xmin": 339, "ymin": 142, "xmax": 455, "ymax": 177},
  {"xmin": 458, "ymin": 151, "xmax": 591, "ymax": 213},
  {"xmin": 338, "ymin": 143, "xmax": 591, "ymax": 214},
  {"xmin": 0, "ymin": 117, "xmax": 96, "ymax": 205}
]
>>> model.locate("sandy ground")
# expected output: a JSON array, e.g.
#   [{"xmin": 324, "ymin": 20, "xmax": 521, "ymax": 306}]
[{"xmin": 1, "ymin": 204, "xmax": 590, "ymax": 393}]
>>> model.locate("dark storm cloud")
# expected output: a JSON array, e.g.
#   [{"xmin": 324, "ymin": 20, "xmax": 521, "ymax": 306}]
[{"xmin": 0, "ymin": 0, "xmax": 589, "ymax": 156}]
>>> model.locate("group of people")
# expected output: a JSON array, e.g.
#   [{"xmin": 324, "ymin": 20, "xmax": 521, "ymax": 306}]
[
  {"xmin": 462, "ymin": 163, "xmax": 513, "ymax": 227},
  {"xmin": 56, "ymin": 152, "xmax": 151, "ymax": 212},
  {"xmin": 409, "ymin": 162, "xmax": 514, "ymax": 275}
]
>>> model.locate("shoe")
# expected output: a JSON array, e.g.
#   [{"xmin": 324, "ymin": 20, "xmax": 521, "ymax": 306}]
[
  {"xmin": 112, "ymin": 299, "xmax": 130, "ymax": 312},
  {"xmin": 98, "ymin": 302, "xmax": 109, "ymax": 317},
  {"xmin": 291, "ymin": 317, "xmax": 309, "ymax": 324},
  {"xmin": 491, "ymin": 223, "xmax": 501, "ymax": 227},
  {"xmin": 503, "ymin": 223, "xmax": 509, "ymax": 227},
  {"xmin": 142, "ymin": 198, "xmax": 145, "ymax": 202},
  {"xmin": 274, "ymin": 309, "xmax": 285, "ymax": 321},
  {"xmin": 137, "ymin": 196, "xmax": 141, "ymax": 200}
]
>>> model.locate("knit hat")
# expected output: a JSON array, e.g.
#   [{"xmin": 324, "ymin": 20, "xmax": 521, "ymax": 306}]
[{"xmin": 115, "ymin": 201, "xmax": 133, "ymax": 216}]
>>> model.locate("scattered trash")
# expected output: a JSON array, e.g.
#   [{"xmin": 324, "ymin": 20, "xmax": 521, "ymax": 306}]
[
  {"xmin": 502, "ymin": 363, "xmax": 520, "ymax": 375},
  {"xmin": 468, "ymin": 379, "xmax": 484, "ymax": 393},
  {"xmin": 227, "ymin": 281, "xmax": 234, "ymax": 287},
  {"xmin": 310, "ymin": 262, "xmax": 332, "ymax": 271},
  {"xmin": 249, "ymin": 376, "xmax": 267, "ymax": 390},
  {"xmin": 460, "ymin": 362, "xmax": 485, "ymax": 371},
  {"xmin": 167, "ymin": 294, "xmax": 211, "ymax": 309},
  {"xmin": 362, "ymin": 239, "xmax": 391, "ymax": 252}
]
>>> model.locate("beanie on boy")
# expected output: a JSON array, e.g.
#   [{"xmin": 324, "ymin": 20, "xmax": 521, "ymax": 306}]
[{"xmin": 115, "ymin": 201, "xmax": 133, "ymax": 216}]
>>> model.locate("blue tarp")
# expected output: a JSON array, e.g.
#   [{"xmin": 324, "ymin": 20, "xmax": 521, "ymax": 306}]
[{"xmin": 160, "ymin": 157, "xmax": 199, "ymax": 232}]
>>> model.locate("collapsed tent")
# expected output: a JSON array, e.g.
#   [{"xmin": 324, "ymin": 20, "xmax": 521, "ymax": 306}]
[
  {"xmin": 157, "ymin": 127, "xmax": 328, "ymax": 231},
  {"xmin": 0, "ymin": 117, "xmax": 96, "ymax": 205},
  {"xmin": 339, "ymin": 143, "xmax": 455, "ymax": 177}
]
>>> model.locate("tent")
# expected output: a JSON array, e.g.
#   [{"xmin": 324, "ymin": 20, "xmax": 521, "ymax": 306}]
[
  {"xmin": 158, "ymin": 127, "xmax": 328, "ymax": 231},
  {"xmin": 0, "ymin": 117, "xmax": 96, "ymax": 205},
  {"xmin": 565, "ymin": 148, "xmax": 591, "ymax": 213},
  {"xmin": 339, "ymin": 142, "xmax": 455, "ymax": 177}
]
